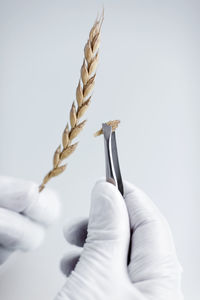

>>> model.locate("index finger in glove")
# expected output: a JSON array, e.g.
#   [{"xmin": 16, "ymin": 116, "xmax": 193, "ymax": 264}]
[{"xmin": 0, "ymin": 176, "xmax": 60, "ymax": 225}]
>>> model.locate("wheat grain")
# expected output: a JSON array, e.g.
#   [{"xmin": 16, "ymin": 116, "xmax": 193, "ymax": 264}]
[
  {"xmin": 39, "ymin": 13, "xmax": 104, "ymax": 192},
  {"xmin": 94, "ymin": 120, "xmax": 120, "ymax": 137}
]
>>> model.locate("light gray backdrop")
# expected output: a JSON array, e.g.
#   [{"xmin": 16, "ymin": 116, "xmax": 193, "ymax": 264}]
[{"xmin": 0, "ymin": 0, "xmax": 199, "ymax": 299}]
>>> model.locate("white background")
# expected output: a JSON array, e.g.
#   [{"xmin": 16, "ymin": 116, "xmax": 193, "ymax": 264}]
[{"xmin": 0, "ymin": 0, "xmax": 199, "ymax": 299}]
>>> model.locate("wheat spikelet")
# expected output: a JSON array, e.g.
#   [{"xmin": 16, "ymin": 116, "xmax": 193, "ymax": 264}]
[
  {"xmin": 39, "ymin": 13, "xmax": 104, "ymax": 192},
  {"xmin": 94, "ymin": 120, "xmax": 120, "ymax": 137}
]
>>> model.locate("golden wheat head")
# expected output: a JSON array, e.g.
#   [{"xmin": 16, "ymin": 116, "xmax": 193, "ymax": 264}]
[{"xmin": 39, "ymin": 13, "xmax": 104, "ymax": 192}]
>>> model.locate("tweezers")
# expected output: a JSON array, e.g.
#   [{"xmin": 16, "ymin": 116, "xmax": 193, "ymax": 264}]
[{"xmin": 102, "ymin": 123, "xmax": 124, "ymax": 196}]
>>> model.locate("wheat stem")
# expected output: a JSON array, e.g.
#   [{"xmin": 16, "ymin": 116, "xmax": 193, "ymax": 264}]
[{"xmin": 39, "ymin": 13, "xmax": 104, "ymax": 192}]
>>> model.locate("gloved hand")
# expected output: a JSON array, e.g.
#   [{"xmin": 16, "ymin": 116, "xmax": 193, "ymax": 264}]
[
  {"xmin": 55, "ymin": 180, "xmax": 183, "ymax": 300},
  {"xmin": 0, "ymin": 175, "xmax": 60, "ymax": 265}
]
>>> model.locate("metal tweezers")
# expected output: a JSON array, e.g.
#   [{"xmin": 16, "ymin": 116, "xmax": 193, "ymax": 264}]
[{"xmin": 102, "ymin": 123, "xmax": 124, "ymax": 196}]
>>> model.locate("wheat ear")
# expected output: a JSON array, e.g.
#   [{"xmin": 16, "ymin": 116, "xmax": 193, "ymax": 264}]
[{"xmin": 39, "ymin": 14, "xmax": 104, "ymax": 192}]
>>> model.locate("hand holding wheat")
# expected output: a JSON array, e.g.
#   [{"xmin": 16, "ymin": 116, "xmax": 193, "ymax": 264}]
[{"xmin": 39, "ymin": 14, "xmax": 103, "ymax": 192}]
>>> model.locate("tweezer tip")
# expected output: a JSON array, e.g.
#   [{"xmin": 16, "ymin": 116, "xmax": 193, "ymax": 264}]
[
  {"xmin": 102, "ymin": 123, "xmax": 112, "ymax": 140},
  {"xmin": 102, "ymin": 123, "xmax": 112, "ymax": 129}
]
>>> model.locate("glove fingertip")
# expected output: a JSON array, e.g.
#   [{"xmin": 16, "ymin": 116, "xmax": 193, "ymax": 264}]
[
  {"xmin": 89, "ymin": 180, "xmax": 129, "ymax": 238},
  {"xmin": 92, "ymin": 180, "xmax": 122, "ymax": 202},
  {"xmin": 24, "ymin": 187, "xmax": 61, "ymax": 225},
  {"xmin": 63, "ymin": 217, "xmax": 88, "ymax": 247}
]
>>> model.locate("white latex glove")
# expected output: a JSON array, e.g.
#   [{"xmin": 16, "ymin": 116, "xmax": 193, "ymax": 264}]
[
  {"xmin": 55, "ymin": 180, "xmax": 183, "ymax": 300},
  {"xmin": 0, "ymin": 175, "xmax": 60, "ymax": 265}
]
